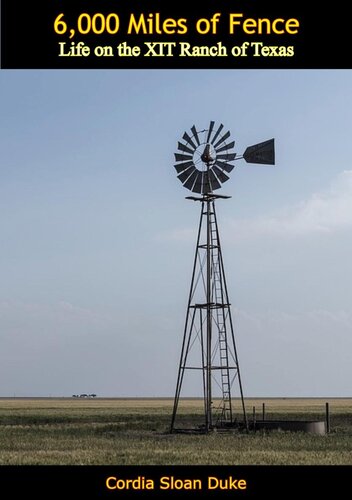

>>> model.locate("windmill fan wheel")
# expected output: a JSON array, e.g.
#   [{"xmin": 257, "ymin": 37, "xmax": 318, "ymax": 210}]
[{"xmin": 174, "ymin": 121, "xmax": 236, "ymax": 194}]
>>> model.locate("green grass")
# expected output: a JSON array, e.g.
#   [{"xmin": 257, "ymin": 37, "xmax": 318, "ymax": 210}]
[{"xmin": 0, "ymin": 398, "xmax": 351, "ymax": 465}]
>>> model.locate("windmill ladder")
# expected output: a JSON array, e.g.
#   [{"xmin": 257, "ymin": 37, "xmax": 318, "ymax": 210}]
[{"xmin": 209, "ymin": 206, "xmax": 233, "ymax": 424}]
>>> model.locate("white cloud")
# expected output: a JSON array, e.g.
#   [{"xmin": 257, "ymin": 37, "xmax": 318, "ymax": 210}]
[
  {"xmin": 162, "ymin": 170, "xmax": 352, "ymax": 243},
  {"xmin": 227, "ymin": 170, "xmax": 352, "ymax": 240}
]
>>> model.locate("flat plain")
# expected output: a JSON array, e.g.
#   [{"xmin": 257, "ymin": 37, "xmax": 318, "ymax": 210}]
[{"xmin": 0, "ymin": 397, "xmax": 351, "ymax": 465}]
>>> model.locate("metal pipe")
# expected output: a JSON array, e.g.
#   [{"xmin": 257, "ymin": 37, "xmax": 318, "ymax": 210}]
[{"xmin": 214, "ymin": 205, "xmax": 248, "ymax": 431}]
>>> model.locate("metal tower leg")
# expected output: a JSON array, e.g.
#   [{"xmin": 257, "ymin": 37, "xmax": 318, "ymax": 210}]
[{"xmin": 170, "ymin": 205, "xmax": 205, "ymax": 432}]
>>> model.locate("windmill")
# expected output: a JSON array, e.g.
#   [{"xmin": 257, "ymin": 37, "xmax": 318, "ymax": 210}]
[{"xmin": 170, "ymin": 121, "xmax": 275, "ymax": 433}]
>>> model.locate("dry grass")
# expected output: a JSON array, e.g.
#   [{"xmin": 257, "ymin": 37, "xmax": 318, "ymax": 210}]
[{"xmin": 0, "ymin": 397, "xmax": 351, "ymax": 465}]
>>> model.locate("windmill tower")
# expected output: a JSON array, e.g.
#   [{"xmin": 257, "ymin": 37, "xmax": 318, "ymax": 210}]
[{"xmin": 170, "ymin": 121, "xmax": 275, "ymax": 433}]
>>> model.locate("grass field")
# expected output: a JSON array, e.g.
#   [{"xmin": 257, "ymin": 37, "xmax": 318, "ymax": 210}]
[{"xmin": 0, "ymin": 397, "xmax": 351, "ymax": 465}]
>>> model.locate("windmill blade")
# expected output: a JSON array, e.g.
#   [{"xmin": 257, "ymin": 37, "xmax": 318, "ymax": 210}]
[
  {"xmin": 211, "ymin": 123, "xmax": 224, "ymax": 145},
  {"xmin": 216, "ymin": 152, "xmax": 236, "ymax": 161},
  {"xmin": 174, "ymin": 152, "xmax": 192, "ymax": 162},
  {"xmin": 182, "ymin": 132, "xmax": 197, "ymax": 151},
  {"xmin": 215, "ymin": 140, "xmax": 235, "ymax": 153},
  {"xmin": 212, "ymin": 165, "xmax": 230, "ymax": 183},
  {"xmin": 215, "ymin": 160, "xmax": 235, "ymax": 173},
  {"xmin": 192, "ymin": 172, "xmax": 204, "ymax": 194},
  {"xmin": 177, "ymin": 166, "xmax": 195, "ymax": 183},
  {"xmin": 213, "ymin": 130, "xmax": 231, "ymax": 150},
  {"xmin": 243, "ymin": 138, "xmax": 275, "ymax": 165},
  {"xmin": 206, "ymin": 120, "xmax": 215, "ymax": 143},
  {"xmin": 191, "ymin": 125, "xmax": 200, "ymax": 146},
  {"xmin": 208, "ymin": 169, "xmax": 221, "ymax": 191},
  {"xmin": 178, "ymin": 141, "xmax": 194, "ymax": 155},
  {"xmin": 174, "ymin": 161, "xmax": 194, "ymax": 173},
  {"xmin": 183, "ymin": 170, "xmax": 198, "ymax": 191}
]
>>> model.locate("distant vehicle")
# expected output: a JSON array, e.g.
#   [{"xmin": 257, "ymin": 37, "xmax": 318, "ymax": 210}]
[{"xmin": 71, "ymin": 394, "xmax": 97, "ymax": 398}]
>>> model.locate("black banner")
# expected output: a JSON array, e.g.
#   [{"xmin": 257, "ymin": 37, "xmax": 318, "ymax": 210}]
[
  {"xmin": 1, "ymin": 0, "xmax": 351, "ymax": 69},
  {"xmin": 0, "ymin": 465, "xmax": 350, "ymax": 498}
]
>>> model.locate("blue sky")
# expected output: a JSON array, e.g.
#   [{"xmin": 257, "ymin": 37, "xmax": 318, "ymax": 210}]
[{"xmin": 0, "ymin": 70, "xmax": 352, "ymax": 397}]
